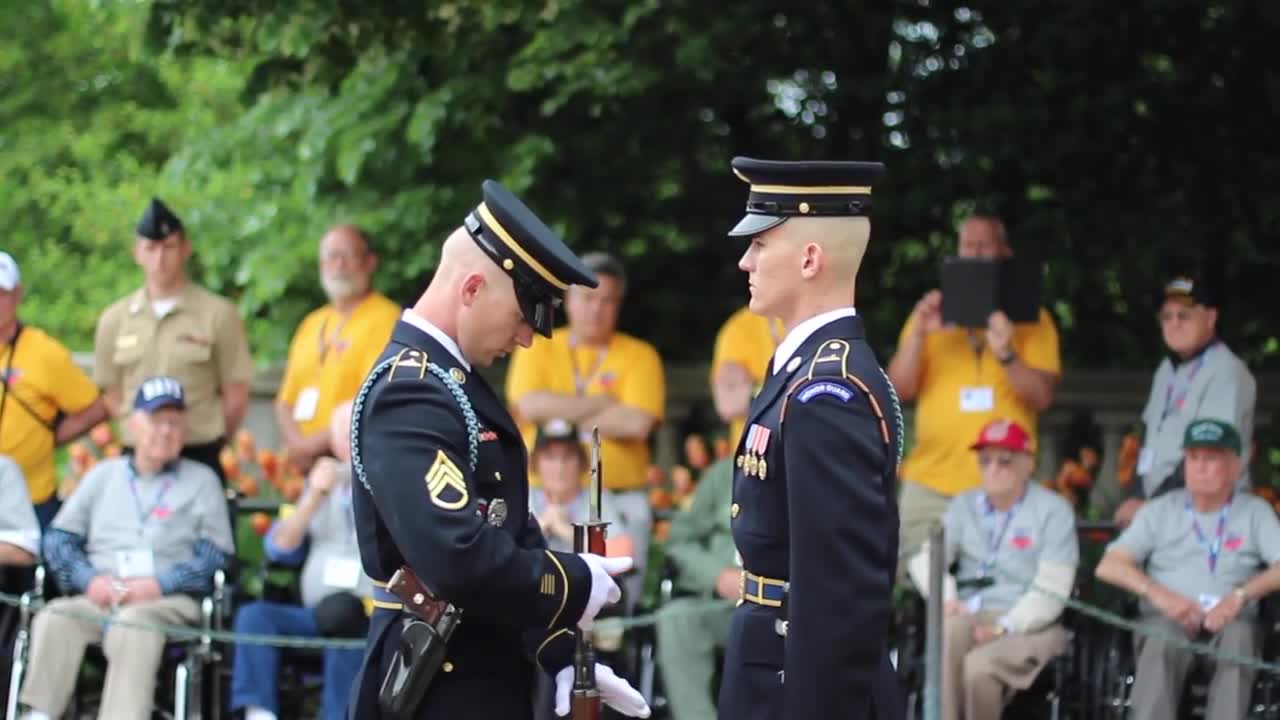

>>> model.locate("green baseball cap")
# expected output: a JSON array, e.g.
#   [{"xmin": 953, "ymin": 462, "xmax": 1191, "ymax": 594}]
[{"xmin": 1182, "ymin": 418, "xmax": 1242, "ymax": 455}]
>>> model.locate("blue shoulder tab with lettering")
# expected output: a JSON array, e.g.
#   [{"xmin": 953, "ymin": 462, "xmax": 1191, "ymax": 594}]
[{"xmin": 795, "ymin": 379, "xmax": 857, "ymax": 404}]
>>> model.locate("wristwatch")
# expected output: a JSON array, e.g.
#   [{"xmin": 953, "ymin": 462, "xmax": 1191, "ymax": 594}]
[
  {"xmin": 997, "ymin": 349, "xmax": 1017, "ymax": 366},
  {"xmin": 1233, "ymin": 586, "xmax": 1249, "ymax": 603}
]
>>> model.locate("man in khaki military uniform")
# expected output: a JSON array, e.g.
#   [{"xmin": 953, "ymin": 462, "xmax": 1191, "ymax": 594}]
[{"xmin": 92, "ymin": 198, "xmax": 255, "ymax": 482}]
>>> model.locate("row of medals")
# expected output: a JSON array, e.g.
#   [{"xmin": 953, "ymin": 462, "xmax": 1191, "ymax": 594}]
[{"xmin": 736, "ymin": 452, "xmax": 768, "ymax": 479}]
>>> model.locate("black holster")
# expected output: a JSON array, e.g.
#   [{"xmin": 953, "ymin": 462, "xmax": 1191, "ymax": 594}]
[{"xmin": 377, "ymin": 617, "xmax": 449, "ymax": 718}]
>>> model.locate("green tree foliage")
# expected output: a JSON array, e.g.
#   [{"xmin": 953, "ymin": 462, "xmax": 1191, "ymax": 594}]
[
  {"xmin": 0, "ymin": 0, "xmax": 249, "ymax": 350},
  {"xmin": 5, "ymin": 0, "xmax": 1278, "ymax": 371}
]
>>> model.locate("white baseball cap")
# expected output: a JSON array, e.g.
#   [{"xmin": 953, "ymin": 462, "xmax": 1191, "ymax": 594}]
[{"xmin": 0, "ymin": 253, "xmax": 19, "ymax": 292}]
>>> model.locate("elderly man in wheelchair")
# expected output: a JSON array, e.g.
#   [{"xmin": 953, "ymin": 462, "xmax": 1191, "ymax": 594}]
[
  {"xmin": 15, "ymin": 377, "xmax": 235, "ymax": 720},
  {"xmin": 229, "ymin": 401, "xmax": 367, "ymax": 720},
  {"xmin": 908, "ymin": 419, "xmax": 1079, "ymax": 720},
  {"xmin": 0, "ymin": 454, "xmax": 40, "ymax": 704},
  {"xmin": 1095, "ymin": 418, "xmax": 1280, "ymax": 720}
]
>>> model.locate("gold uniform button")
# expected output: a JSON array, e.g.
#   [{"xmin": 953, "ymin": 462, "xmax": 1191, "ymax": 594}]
[
  {"xmin": 443, "ymin": 661, "xmax": 454, "ymax": 673},
  {"xmin": 731, "ymin": 503, "xmax": 740, "ymax": 519}
]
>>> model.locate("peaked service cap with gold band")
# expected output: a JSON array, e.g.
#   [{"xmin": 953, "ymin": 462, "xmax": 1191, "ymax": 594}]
[
  {"xmin": 727, "ymin": 156, "xmax": 887, "ymax": 237},
  {"xmin": 463, "ymin": 180, "xmax": 598, "ymax": 337}
]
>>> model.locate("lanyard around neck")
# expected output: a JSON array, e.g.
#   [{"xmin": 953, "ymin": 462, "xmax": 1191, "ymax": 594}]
[
  {"xmin": 978, "ymin": 492, "xmax": 1024, "ymax": 577},
  {"xmin": 127, "ymin": 463, "xmax": 175, "ymax": 527},
  {"xmin": 568, "ymin": 336, "xmax": 609, "ymax": 395},
  {"xmin": 1161, "ymin": 347, "xmax": 1212, "ymax": 423},
  {"xmin": 1184, "ymin": 495, "xmax": 1232, "ymax": 574}
]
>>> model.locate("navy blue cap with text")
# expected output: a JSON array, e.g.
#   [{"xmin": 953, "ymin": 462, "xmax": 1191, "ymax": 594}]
[{"xmin": 134, "ymin": 376, "xmax": 186, "ymax": 413}]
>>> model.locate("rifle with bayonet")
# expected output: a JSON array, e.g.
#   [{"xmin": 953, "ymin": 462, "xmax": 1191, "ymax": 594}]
[{"xmin": 571, "ymin": 427, "xmax": 609, "ymax": 720}]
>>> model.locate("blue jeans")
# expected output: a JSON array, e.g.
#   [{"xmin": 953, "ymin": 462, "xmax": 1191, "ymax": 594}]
[
  {"xmin": 230, "ymin": 602, "xmax": 364, "ymax": 720},
  {"xmin": 33, "ymin": 497, "xmax": 61, "ymax": 531}
]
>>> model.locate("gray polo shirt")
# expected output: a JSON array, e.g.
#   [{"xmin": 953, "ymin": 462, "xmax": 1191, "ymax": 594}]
[
  {"xmin": 295, "ymin": 474, "xmax": 372, "ymax": 608},
  {"xmin": 0, "ymin": 456, "xmax": 39, "ymax": 554},
  {"xmin": 529, "ymin": 487, "xmax": 625, "ymax": 554},
  {"xmin": 944, "ymin": 483, "xmax": 1079, "ymax": 613},
  {"xmin": 1138, "ymin": 342, "xmax": 1255, "ymax": 496},
  {"xmin": 54, "ymin": 457, "xmax": 235, "ymax": 576},
  {"xmin": 1109, "ymin": 489, "xmax": 1280, "ymax": 617}
]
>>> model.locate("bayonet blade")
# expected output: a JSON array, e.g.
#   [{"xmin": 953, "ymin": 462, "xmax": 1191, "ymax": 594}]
[{"xmin": 589, "ymin": 426, "xmax": 602, "ymax": 522}]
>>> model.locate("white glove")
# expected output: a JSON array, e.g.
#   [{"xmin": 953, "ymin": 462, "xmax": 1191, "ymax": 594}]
[
  {"xmin": 578, "ymin": 554, "xmax": 631, "ymax": 630},
  {"xmin": 554, "ymin": 663, "xmax": 651, "ymax": 718}
]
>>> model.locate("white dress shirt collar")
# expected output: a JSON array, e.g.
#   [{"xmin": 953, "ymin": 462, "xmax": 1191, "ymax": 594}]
[
  {"xmin": 400, "ymin": 309, "xmax": 471, "ymax": 371},
  {"xmin": 771, "ymin": 307, "xmax": 858, "ymax": 375}
]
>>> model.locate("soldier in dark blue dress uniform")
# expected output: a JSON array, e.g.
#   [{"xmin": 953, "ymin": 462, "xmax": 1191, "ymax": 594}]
[
  {"xmin": 717, "ymin": 157, "xmax": 907, "ymax": 720},
  {"xmin": 347, "ymin": 180, "xmax": 650, "ymax": 719}
]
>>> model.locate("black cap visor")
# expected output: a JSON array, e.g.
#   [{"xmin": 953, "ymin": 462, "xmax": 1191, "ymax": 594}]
[
  {"xmin": 728, "ymin": 213, "xmax": 788, "ymax": 238},
  {"xmin": 514, "ymin": 279, "xmax": 559, "ymax": 337}
]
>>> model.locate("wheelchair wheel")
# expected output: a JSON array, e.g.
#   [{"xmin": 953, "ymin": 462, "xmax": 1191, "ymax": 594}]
[{"xmin": 1090, "ymin": 624, "xmax": 1134, "ymax": 720}]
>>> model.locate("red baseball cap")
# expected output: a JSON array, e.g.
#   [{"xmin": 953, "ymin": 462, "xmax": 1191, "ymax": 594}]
[{"xmin": 970, "ymin": 419, "xmax": 1032, "ymax": 453}]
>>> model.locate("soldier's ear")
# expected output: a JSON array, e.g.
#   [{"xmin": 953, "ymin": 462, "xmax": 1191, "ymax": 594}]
[
  {"xmin": 800, "ymin": 242, "xmax": 822, "ymax": 279},
  {"xmin": 459, "ymin": 272, "xmax": 486, "ymax": 306}
]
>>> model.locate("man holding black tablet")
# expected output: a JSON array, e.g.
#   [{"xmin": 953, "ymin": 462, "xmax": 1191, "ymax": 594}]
[{"xmin": 887, "ymin": 215, "xmax": 1062, "ymax": 580}]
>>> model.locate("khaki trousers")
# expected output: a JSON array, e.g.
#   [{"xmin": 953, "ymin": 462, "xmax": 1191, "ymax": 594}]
[
  {"xmin": 897, "ymin": 479, "xmax": 954, "ymax": 584},
  {"xmin": 1129, "ymin": 615, "xmax": 1258, "ymax": 720},
  {"xmin": 942, "ymin": 611, "xmax": 1067, "ymax": 720},
  {"xmin": 19, "ymin": 594, "xmax": 200, "ymax": 720}
]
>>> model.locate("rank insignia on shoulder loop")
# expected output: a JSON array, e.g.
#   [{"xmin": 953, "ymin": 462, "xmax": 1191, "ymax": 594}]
[
  {"xmin": 425, "ymin": 449, "xmax": 469, "ymax": 510},
  {"xmin": 389, "ymin": 348, "xmax": 428, "ymax": 380},
  {"xmin": 785, "ymin": 356, "xmax": 803, "ymax": 373}
]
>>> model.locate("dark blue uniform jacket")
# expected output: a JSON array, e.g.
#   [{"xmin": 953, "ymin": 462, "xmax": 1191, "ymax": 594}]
[
  {"xmin": 718, "ymin": 314, "xmax": 906, "ymax": 720},
  {"xmin": 349, "ymin": 320, "xmax": 591, "ymax": 719}
]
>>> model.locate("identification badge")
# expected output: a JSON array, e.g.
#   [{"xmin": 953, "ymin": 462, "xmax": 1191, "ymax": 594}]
[
  {"xmin": 965, "ymin": 594, "xmax": 983, "ymax": 613},
  {"xmin": 115, "ymin": 549, "xmax": 156, "ymax": 578},
  {"xmin": 1197, "ymin": 594, "xmax": 1220, "ymax": 612},
  {"xmin": 323, "ymin": 557, "xmax": 361, "ymax": 590},
  {"xmin": 959, "ymin": 386, "xmax": 995, "ymax": 413},
  {"xmin": 1136, "ymin": 447, "xmax": 1154, "ymax": 476},
  {"xmin": 293, "ymin": 387, "xmax": 320, "ymax": 422}
]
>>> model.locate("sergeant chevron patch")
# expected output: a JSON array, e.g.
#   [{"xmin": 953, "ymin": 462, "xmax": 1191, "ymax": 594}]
[
  {"xmin": 425, "ymin": 449, "xmax": 469, "ymax": 510},
  {"xmin": 796, "ymin": 381, "xmax": 854, "ymax": 403}
]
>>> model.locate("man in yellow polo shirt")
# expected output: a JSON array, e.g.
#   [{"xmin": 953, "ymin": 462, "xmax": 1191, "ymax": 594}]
[
  {"xmin": 506, "ymin": 252, "xmax": 665, "ymax": 594},
  {"xmin": 0, "ymin": 252, "xmax": 108, "ymax": 528},
  {"xmin": 887, "ymin": 215, "xmax": 1061, "ymax": 578},
  {"xmin": 710, "ymin": 305, "xmax": 783, "ymax": 449},
  {"xmin": 274, "ymin": 226, "xmax": 400, "ymax": 474}
]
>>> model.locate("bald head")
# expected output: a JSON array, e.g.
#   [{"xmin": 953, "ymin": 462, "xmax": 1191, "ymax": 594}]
[
  {"xmin": 438, "ymin": 226, "xmax": 500, "ymax": 281},
  {"xmin": 780, "ymin": 216, "xmax": 870, "ymax": 286},
  {"xmin": 414, "ymin": 227, "xmax": 534, "ymax": 367},
  {"xmin": 319, "ymin": 225, "xmax": 370, "ymax": 252},
  {"xmin": 958, "ymin": 216, "xmax": 1009, "ymax": 259}
]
